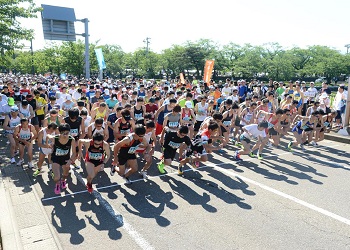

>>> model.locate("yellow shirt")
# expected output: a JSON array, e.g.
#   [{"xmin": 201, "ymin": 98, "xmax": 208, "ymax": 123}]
[{"xmin": 34, "ymin": 97, "xmax": 47, "ymax": 115}]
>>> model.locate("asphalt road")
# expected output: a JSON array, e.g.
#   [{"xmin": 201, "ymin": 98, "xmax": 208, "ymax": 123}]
[{"xmin": 3, "ymin": 134, "xmax": 350, "ymax": 249}]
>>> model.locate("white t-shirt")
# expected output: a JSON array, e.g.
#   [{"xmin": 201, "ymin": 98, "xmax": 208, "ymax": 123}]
[
  {"xmin": 222, "ymin": 87, "xmax": 232, "ymax": 96},
  {"xmin": 242, "ymin": 124, "xmax": 266, "ymax": 139},
  {"xmin": 226, "ymin": 95, "xmax": 239, "ymax": 103},
  {"xmin": 307, "ymin": 87, "xmax": 318, "ymax": 101}
]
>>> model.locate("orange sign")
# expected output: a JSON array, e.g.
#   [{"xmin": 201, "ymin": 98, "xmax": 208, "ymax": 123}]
[{"xmin": 203, "ymin": 60, "xmax": 214, "ymax": 83}]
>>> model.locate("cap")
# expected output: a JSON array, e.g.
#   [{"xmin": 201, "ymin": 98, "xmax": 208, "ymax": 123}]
[
  {"xmin": 185, "ymin": 101, "xmax": 193, "ymax": 108},
  {"xmin": 320, "ymin": 92, "xmax": 328, "ymax": 98},
  {"xmin": 104, "ymin": 89, "xmax": 110, "ymax": 95},
  {"xmin": 8, "ymin": 97, "xmax": 15, "ymax": 106},
  {"xmin": 10, "ymin": 105, "xmax": 19, "ymax": 112},
  {"xmin": 66, "ymin": 95, "xmax": 72, "ymax": 101},
  {"xmin": 149, "ymin": 97, "xmax": 155, "ymax": 103}
]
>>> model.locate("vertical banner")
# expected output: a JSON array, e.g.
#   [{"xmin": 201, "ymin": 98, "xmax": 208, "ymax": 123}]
[
  {"xmin": 180, "ymin": 73, "xmax": 185, "ymax": 84},
  {"xmin": 203, "ymin": 60, "xmax": 215, "ymax": 83},
  {"xmin": 95, "ymin": 48, "xmax": 106, "ymax": 70}
]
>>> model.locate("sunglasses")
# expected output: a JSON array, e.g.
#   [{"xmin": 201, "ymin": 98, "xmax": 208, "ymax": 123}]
[
  {"xmin": 94, "ymin": 142, "xmax": 102, "ymax": 147},
  {"xmin": 62, "ymin": 132, "xmax": 69, "ymax": 136}
]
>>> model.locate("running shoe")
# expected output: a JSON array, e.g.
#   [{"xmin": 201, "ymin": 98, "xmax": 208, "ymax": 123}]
[
  {"xmin": 195, "ymin": 161, "xmax": 200, "ymax": 168},
  {"xmin": 124, "ymin": 176, "xmax": 131, "ymax": 184},
  {"xmin": 48, "ymin": 164, "xmax": 52, "ymax": 171},
  {"xmin": 257, "ymin": 154, "xmax": 263, "ymax": 160},
  {"xmin": 178, "ymin": 165, "xmax": 184, "ymax": 175},
  {"xmin": 217, "ymin": 149, "xmax": 225, "ymax": 153},
  {"xmin": 234, "ymin": 151, "xmax": 243, "ymax": 161},
  {"xmin": 86, "ymin": 183, "xmax": 93, "ymax": 193},
  {"xmin": 249, "ymin": 152, "xmax": 255, "ymax": 158},
  {"xmin": 54, "ymin": 184, "xmax": 61, "ymax": 195},
  {"xmin": 33, "ymin": 169, "xmax": 41, "ymax": 177},
  {"xmin": 16, "ymin": 159, "xmax": 24, "ymax": 166},
  {"xmin": 139, "ymin": 170, "xmax": 148, "ymax": 179},
  {"xmin": 231, "ymin": 138, "xmax": 236, "ymax": 144},
  {"xmin": 266, "ymin": 141, "xmax": 273, "ymax": 148},
  {"xmin": 235, "ymin": 141, "xmax": 242, "ymax": 147},
  {"xmin": 10, "ymin": 157, "xmax": 16, "ymax": 164},
  {"xmin": 311, "ymin": 141, "xmax": 317, "ymax": 146},
  {"xmin": 49, "ymin": 171, "xmax": 54, "ymax": 179},
  {"xmin": 110, "ymin": 166, "xmax": 116, "ymax": 176},
  {"xmin": 157, "ymin": 161, "xmax": 165, "ymax": 174},
  {"xmin": 61, "ymin": 180, "xmax": 67, "ymax": 189},
  {"xmin": 14, "ymin": 150, "xmax": 19, "ymax": 156},
  {"xmin": 287, "ymin": 141, "xmax": 293, "ymax": 151},
  {"xmin": 300, "ymin": 144, "xmax": 306, "ymax": 151},
  {"xmin": 28, "ymin": 161, "xmax": 34, "ymax": 169}
]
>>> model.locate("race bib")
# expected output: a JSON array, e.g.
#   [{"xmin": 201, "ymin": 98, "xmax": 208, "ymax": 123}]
[
  {"xmin": 267, "ymin": 122, "xmax": 274, "ymax": 129},
  {"xmin": 168, "ymin": 141, "xmax": 181, "ymax": 149},
  {"xmin": 20, "ymin": 134, "xmax": 31, "ymax": 140},
  {"xmin": 88, "ymin": 152, "xmax": 103, "ymax": 160},
  {"xmin": 223, "ymin": 121, "xmax": 231, "ymax": 126},
  {"xmin": 168, "ymin": 122, "xmax": 179, "ymax": 128},
  {"xmin": 56, "ymin": 148, "xmax": 69, "ymax": 156},
  {"xmin": 324, "ymin": 122, "xmax": 330, "ymax": 127},
  {"xmin": 70, "ymin": 128, "xmax": 79, "ymax": 137},
  {"xmin": 120, "ymin": 129, "xmax": 130, "ymax": 134},
  {"xmin": 128, "ymin": 146, "xmax": 138, "ymax": 154},
  {"xmin": 135, "ymin": 113, "xmax": 143, "ymax": 120}
]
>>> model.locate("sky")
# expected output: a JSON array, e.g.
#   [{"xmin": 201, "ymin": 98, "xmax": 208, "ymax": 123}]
[{"xmin": 20, "ymin": 0, "xmax": 350, "ymax": 54}]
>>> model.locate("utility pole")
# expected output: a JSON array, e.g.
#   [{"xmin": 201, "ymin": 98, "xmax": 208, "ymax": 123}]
[
  {"xmin": 30, "ymin": 39, "xmax": 34, "ymax": 75},
  {"xmin": 143, "ymin": 37, "xmax": 151, "ymax": 78}
]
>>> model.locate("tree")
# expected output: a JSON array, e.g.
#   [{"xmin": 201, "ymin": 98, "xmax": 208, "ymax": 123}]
[{"xmin": 0, "ymin": 0, "xmax": 41, "ymax": 54}]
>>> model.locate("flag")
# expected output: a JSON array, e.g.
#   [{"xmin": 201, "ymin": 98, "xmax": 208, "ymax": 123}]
[
  {"xmin": 203, "ymin": 60, "xmax": 215, "ymax": 83},
  {"xmin": 95, "ymin": 48, "xmax": 106, "ymax": 70}
]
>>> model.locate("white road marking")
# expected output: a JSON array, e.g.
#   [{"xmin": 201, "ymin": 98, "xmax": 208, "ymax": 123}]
[{"xmin": 213, "ymin": 165, "xmax": 350, "ymax": 226}]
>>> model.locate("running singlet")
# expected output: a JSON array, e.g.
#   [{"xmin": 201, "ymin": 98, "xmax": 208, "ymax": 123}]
[
  {"xmin": 19, "ymin": 105, "xmax": 31, "ymax": 118},
  {"xmin": 7, "ymin": 115, "xmax": 21, "ymax": 134},
  {"xmin": 133, "ymin": 106, "xmax": 144, "ymax": 124},
  {"xmin": 51, "ymin": 135, "xmax": 74, "ymax": 163},
  {"xmin": 116, "ymin": 118, "xmax": 132, "ymax": 139},
  {"xmin": 18, "ymin": 125, "xmax": 32, "ymax": 141},
  {"xmin": 85, "ymin": 141, "xmax": 104, "ymax": 166},
  {"xmin": 120, "ymin": 134, "xmax": 143, "ymax": 155},
  {"xmin": 64, "ymin": 117, "xmax": 82, "ymax": 139}
]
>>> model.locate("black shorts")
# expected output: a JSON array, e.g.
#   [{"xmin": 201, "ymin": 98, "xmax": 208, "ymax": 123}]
[
  {"xmin": 194, "ymin": 120, "xmax": 203, "ymax": 131},
  {"xmin": 335, "ymin": 110, "xmax": 342, "ymax": 120},
  {"xmin": 51, "ymin": 156, "xmax": 70, "ymax": 166},
  {"xmin": 163, "ymin": 147, "xmax": 177, "ymax": 161},
  {"xmin": 118, "ymin": 153, "xmax": 136, "ymax": 166},
  {"xmin": 240, "ymin": 135, "xmax": 251, "ymax": 144},
  {"xmin": 37, "ymin": 114, "xmax": 45, "ymax": 127},
  {"xmin": 220, "ymin": 125, "xmax": 227, "ymax": 135},
  {"xmin": 186, "ymin": 145, "xmax": 206, "ymax": 157},
  {"xmin": 268, "ymin": 128, "xmax": 278, "ymax": 136},
  {"xmin": 31, "ymin": 116, "xmax": 39, "ymax": 126},
  {"xmin": 0, "ymin": 119, "xmax": 4, "ymax": 126}
]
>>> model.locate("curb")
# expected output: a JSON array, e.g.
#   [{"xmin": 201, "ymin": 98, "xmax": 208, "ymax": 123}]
[
  {"xmin": 0, "ymin": 169, "xmax": 23, "ymax": 250},
  {"xmin": 324, "ymin": 133, "xmax": 350, "ymax": 144}
]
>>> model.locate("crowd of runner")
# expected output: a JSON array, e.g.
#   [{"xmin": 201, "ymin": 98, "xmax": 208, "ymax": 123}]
[{"xmin": 0, "ymin": 75, "xmax": 348, "ymax": 195}]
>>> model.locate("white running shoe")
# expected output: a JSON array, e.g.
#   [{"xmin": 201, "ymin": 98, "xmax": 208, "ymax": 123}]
[
  {"xmin": 139, "ymin": 170, "xmax": 148, "ymax": 179},
  {"xmin": 17, "ymin": 159, "xmax": 24, "ymax": 166},
  {"xmin": 28, "ymin": 161, "xmax": 34, "ymax": 169},
  {"xmin": 11, "ymin": 157, "xmax": 16, "ymax": 164},
  {"xmin": 48, "ymin": 164, "xmax": 52, "ymax": 171},
  {"xmin": 311, "ymin": 141, "xmax": 317, "ymax": 146}
]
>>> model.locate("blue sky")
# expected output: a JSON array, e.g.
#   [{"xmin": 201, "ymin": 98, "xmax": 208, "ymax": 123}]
[{"xmin": 22, "ymin": 0, "xmax": 350, "ymax": 53}]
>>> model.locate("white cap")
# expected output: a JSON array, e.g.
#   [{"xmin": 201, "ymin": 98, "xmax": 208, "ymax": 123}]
[
  {"xmin": 320, "ymin": 92, "xmax": 328, "ymax": 98},
  {"xmin": 122, "ymin": 87, "xmax": 127, "ymax": 92},
  {"xmin": 185, "ymin": 101, "xmax": 193, "ymax": 108},
  {"xmin": 104, "ymin": 89, "xmax": 110, "ymax": 95},
  {"xmin": 52, "ymin": 86, "xmax": 58, "ymax": 90},
  {"xmin": 66, "ymin": 95, "xmax": 72, "ymax": 101}
]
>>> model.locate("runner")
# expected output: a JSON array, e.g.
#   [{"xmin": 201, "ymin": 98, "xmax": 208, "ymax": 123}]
[
  {"xmin": 78, "ymin": 133, "xmax": 111, "ymax": 193},
  {"xmin": 87, "ymin": 118, "xmax": 109, "ymax": 141},
  {"xmin": 180, "ymin": 101, "xmax": 196, "ymax": 139},
  {"xmin": 157, "ymin": 125, "xmax": 192, "ymax": 174},
  {"xmin": 131, "ymin": 97, "xmax": 146, "ymax": 125},
  {"xmin": 234, "ymin": 121, "xmax": 269, "ymax": 160},
  {"xmin": 4, "ymin": 106, "xmax": 23, "ymax": 163},
  {"xmin": 179, "ymin": 121, "xmax": 222, "ymax": 174},
  {"xmin": 13, "ymin": 118, "xmax": 37, "ymax": 168},
  {"xmin": 114, "ymin": 109, "xmax": 135, "ymax": 141},
  {"xmin": 111, "ymin": 124, "xmax": 151, "ymax": 184},
  {"xmin": 50, "ymin": 123, "xmax": 77, "ymax": 195},
  {"xmin": 154, "ymin": 98, "xmax": 176, "ymax": 136},
  {"xmin": 33, "ymin": 122, "xmax": 58, "ymax": 177},
  {"xmin": 194, "ymin": 96, "xmax": 209, "ymax": 133}
]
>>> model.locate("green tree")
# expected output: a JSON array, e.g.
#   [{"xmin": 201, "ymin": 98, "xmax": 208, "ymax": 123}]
[{"xmin": 0, "ymin": 0, "xmax": 41, "ymax": 54}]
